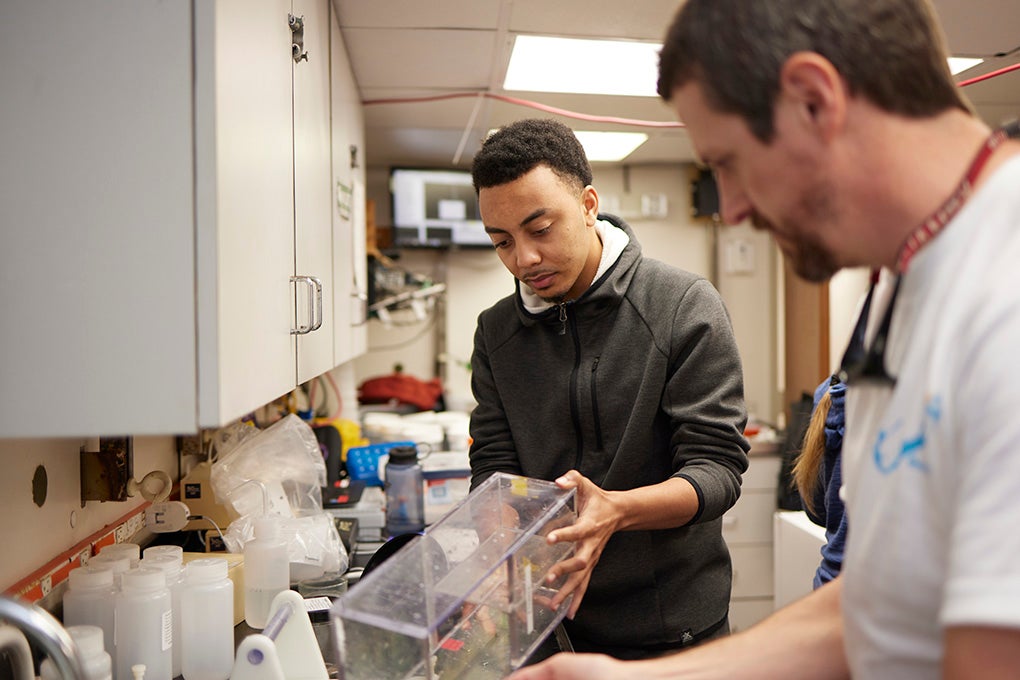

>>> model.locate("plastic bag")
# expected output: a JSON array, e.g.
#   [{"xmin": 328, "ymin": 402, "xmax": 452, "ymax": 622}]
[
  {"xmin": 211, "ymin": 414, "xmax": 325, "ymax": 516},
  {"xmin": 210, "ymin": 414, "xmax": 347, "ymax": 576},
  {"xmin": 219, "ymin": 513, "xmax": 346, "ymax": 578}
]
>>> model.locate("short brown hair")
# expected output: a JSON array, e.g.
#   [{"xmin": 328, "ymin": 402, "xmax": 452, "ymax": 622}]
[{"xmin": 657, "ymin": 0, "xmax": 972, "ymax": 142}]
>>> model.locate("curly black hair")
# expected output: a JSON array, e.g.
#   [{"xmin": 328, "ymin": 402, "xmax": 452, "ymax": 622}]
[{"xmin": 471, "ymin": 118, "xmax": 592, "ymax": 193}]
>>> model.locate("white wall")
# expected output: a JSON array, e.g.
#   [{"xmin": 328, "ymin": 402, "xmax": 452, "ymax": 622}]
[
  {"xmin": 0, "ymin": 436, "xmax": 178, "ymax": 591},
  {"xmin": 828, "ymin": 267, "xmax": 871, "ymax": 374},
  {"xmin": 442, "ymin": 249, "xmax": 514, "ymax": 411},
  {"xmin": 716, "ymin": 224, "xmax": 781, "ymax": 422}
]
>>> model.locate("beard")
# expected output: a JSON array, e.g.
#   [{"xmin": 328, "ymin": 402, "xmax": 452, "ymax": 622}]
[
  {"xmin": 751, "ymin": 178, "xmax": 840, "ymax": 283},
  {"xmin": 789, "ymin": 237, "xmax": 840, "ymax": 283}
]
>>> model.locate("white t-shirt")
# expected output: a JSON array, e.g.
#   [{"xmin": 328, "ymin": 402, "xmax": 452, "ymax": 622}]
[{"xmin": 841, "ymin": 154, "xmax": 1020, "ymax": 679}]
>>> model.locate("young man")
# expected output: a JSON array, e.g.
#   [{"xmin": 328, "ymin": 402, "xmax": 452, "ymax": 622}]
[
  {"xmin": 469, "ymin": 118, "xmax": 750, "ymax": 659},
  {"xmin": 511, "ymin": 0, "xmax": 1020, "ymax": 678}
]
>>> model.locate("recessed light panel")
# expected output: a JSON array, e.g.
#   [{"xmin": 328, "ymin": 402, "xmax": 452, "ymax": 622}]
[
  {"xmin": 947, "ymin": 57, "xmax": 984, "ymax": 75},
  {"xmin": 504, "ymin": 35, "xmax": 660, "ymax": 97},
  {"xmin": 573, "ymin": 131, "xmax": 648, "ymax": 161}
]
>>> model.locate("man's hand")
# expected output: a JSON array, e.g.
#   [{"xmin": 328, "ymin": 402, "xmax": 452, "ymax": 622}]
[
  {"xmin": 543, "ymin": 470, "xmax": 622, "ymax": 618},
  {"xmin": 508, "ymin": 653, "xmax": 630, "ymax": 680}
]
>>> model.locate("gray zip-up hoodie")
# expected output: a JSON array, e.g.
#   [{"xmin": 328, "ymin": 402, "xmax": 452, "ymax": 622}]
[{"xmin": 469, "ymin": 214, "xmax": 750, "ymax": 654}]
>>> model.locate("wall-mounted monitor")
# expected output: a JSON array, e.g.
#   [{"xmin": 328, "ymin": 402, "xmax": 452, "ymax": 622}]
[{"xmin": 390, "ymin": 168, "xmax": 490, "ymax": 248}]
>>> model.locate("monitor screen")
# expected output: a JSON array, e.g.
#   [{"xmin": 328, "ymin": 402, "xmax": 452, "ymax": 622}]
[{"xmin": 390, "ymin": 168, "xmax": 490, "ymax": 248}]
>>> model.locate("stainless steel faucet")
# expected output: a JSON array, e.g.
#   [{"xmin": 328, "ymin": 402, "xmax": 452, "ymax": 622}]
[{"xmin": 0, "ymin": 596, "xmax": 85, "ymax": 680}]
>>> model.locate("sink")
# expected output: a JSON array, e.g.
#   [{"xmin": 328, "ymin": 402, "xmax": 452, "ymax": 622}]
[{"xmin": 0, "ymin": 596, "xmax": 85, "ymax": 679}]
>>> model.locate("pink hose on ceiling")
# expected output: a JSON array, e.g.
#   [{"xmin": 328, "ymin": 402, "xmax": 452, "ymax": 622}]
[{"xmin": 362, "ymin": 61, "xmax": 1020, "ymax": 128}]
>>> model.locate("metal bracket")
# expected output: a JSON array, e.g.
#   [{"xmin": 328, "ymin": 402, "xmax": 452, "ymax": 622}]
[
  {"xmin": 289, "ymin": 14, "xmax": 308, "ymax": 63},
  {"xmin": 80, "ymin": 437, "xmax": 134, "ymax": 506}
]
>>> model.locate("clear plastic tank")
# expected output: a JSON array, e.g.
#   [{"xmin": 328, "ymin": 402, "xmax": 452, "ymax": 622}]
[{"xmin": 332, "ymin": 472, "xmax": 576, "ymax": 680}]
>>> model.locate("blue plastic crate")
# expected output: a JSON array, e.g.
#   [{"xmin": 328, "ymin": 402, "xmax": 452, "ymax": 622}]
[{"xmin": 346, "ymin": 441, "xmax": 416, "ymax": 486}]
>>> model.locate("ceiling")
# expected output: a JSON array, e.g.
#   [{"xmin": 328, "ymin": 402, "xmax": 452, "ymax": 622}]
[{"xmin": 332, "ymin": 0, "xmax": 1020, "ymax": 171}]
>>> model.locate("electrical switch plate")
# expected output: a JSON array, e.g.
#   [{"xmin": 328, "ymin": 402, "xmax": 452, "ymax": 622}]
[
  {"xmin": 724, "ymin": 239, "xmax": 756, "ymax": 274},
  {"xmin": 640, "ymin": 192, "xmax": 668, "ymax": 218}
]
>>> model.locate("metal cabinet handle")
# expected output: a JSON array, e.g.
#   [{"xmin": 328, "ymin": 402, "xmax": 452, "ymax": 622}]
[
  {"xmin": 291, "ymin": 275, "xmax": 323, "ymax": 334},
  {"xmin": 308, "ymin": 276, "xmax": 323, "ymax": 331},
  {"xmin": 352, "ymin": 290, "xmax": 368, "ymax": 325}
]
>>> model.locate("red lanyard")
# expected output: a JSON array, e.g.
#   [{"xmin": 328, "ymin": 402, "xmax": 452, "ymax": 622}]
[{"xmin": 896, "ymin": 126, "xmax": 1013, "ymax": 272}]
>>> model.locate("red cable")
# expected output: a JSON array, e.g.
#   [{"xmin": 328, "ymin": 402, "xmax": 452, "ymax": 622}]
[
  {"xmin": 957, "ymin": 61, "xmax": 1020, "ymax": 87},
  {"xmin": 486, "ymin": 93, "xmax": 684, "ymax": 128},
  {"xmin": 361, "ymin": 61, "xmax": 1020, "ymax": 128},
  {"xmin": 363, "ymin": 91, "xmax": 685, "ymax": 128}
]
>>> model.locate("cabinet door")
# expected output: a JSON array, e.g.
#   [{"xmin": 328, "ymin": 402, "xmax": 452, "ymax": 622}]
[
  {"xmin": 293, "ymin": 0, "xmax": 336, "ymax": 384},
  {"xmin": 0, "ymin": 1, "xmax": 196, "ymax": 436},
  {"xmin": 330, "ymin": 6, "xmax": 369, "ymax": 366},
  {"xmin": 197, "ymin": 0, "xmax": 296, "ymax": 427}
]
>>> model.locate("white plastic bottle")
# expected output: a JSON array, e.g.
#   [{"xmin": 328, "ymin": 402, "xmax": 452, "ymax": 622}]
[
  {"xmin": 115, "ymin": 568, "xmax": 172, "ymax": 680},
  {"xmin": 142, "ymin": 545, "xmax": 184, "ymax": 564},
  {"xmin": 139, "ymin": 555, "xmax": 183, "ymax": 679},
  {"xmin": 40, "ymin": 625, "xmax": 113, "ymax": 680},
  {"xmin": 100, "ymin": 542, "xmax": 141, "ymax": 569},
  {"xmin": 63, "ymin": 566, "xmax": 117, "ymax": 661},
  {"xmin": 179, "ymin": 558, "xmax": 234, "ymax": 680},
  {"xmin": 89, "ymin": 554, "xmax": 131, "ymax": 590},
  {"xmin": 244, "ymin": 516, "xmax": 289, "ymax": 628}
]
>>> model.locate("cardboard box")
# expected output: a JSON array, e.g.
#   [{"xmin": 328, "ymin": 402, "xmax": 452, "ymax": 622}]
[{"xmin": 182, "ymin": 551, "xmax": 245, "ymax": 626}]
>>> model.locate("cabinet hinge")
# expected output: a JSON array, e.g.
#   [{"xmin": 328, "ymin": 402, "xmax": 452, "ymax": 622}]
[{"xmin": 289, "ymin": 14, "xmax": 308, "ymax": 63}]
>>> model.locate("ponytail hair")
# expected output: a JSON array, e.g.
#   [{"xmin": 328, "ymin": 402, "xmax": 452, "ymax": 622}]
[{"xmin": 791, "ymin": 385, "xmax": 832, "ymax": 515}]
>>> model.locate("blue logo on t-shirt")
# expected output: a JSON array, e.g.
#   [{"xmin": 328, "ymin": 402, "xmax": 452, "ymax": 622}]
[{"xmin": 873, "ymin": 396, "xmax": 942, "ymax": 474}]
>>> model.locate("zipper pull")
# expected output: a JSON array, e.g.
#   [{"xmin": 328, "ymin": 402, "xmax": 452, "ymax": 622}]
[{"xmin": 558, "ymin": 303, "xmax": 568, "ymax": 335}]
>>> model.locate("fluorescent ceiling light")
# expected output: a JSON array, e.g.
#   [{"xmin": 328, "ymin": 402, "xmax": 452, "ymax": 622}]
[
  {"xmin": 505, "ymin": 36, "xmax": 985, "ymax": 92},
  {"xmin": 486, "ymin": 128, "xmax": 648, "ymax": 162},
  {"xmin": 947, "ymin": 57, "xmax": 984, "ymax": 75},
  {"xmin": 504, "ymin": 35, "xmax": 660, "ymax": 97},
  {"xmin": 573, "ymin": 131, "xmax": 648, "ymax": 161}
]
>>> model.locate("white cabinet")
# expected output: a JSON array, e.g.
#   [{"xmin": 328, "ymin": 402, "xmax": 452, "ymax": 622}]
[
  {"xmin": 723, "ymin": 454, "xmax": 781, "ymax": 632},
  {"xmin": 293, "ymin": 0, "xmax": 336, "ymax": 385},
  {"xmin": 773, "ymin": 510, "xmax": 827, "ymax": 609},
  {"xmin": 0, "ymin": 0, "xmax": 365, "ymax": 437},
  {"xmin": 329, "ymin": 5, "xmax": 369, "ymax": 366},
  {"xmin": 197, "ymin": 0, "xmax": 298, "ymax": 430}
]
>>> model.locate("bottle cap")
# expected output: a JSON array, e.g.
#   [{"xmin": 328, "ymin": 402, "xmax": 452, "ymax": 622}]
[
  {"xmin": 121, "ymin": 567, "xmax": 166, "ymax": 592},
  {"xmin": 99, "ymin": 543, "xmax": 141, "ymax": 567},
  {"xmin": 89, "ymin": 554, "xmax": 131, "ymax": 574},
  {"xmin": 66, "ymin": 624, "xmax": 106, "ymax": 658},
  {"xmin": 387, "ymin": 446, "xmax": 418, "ymax": 464},
  {"xmin": 142, "ymin": 545, "xmax": 184, "ymax": 564},
  {"xmin": 140, "ymin": 555, "xmax": 182, "ymax": 580},
  {"xmin": 186, "ymin": 557, "xmax": 228, "ymax": 583},
  {"xmin": 68, "ymin": 565, "xmax": 114, "ymax": 590}
]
